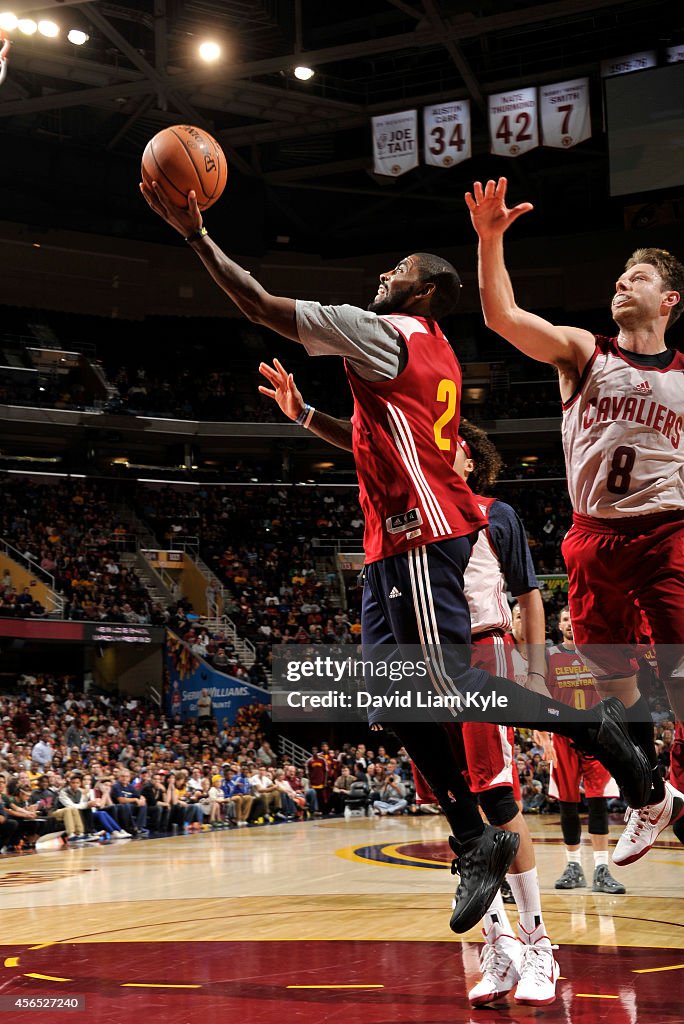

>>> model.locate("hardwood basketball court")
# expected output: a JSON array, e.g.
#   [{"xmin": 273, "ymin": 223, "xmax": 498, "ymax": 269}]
[{"xmin": 1, "ymin": 812, "xmax": 682, "ymax": 1023}]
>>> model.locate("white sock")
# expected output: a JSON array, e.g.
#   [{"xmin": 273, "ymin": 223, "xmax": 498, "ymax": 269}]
[
  {"xmin": 566, "ymin": 848, "xmax": 581, "ymax": 865},
  {"xmin": 483, "ymin": 891, "xmax": 514, "ymax": 938},
  {"xmin": 593, "ymin": 849, "xmax": 609, "ymax": 867},
  {"xmin": 507, "ymin": 867, "xmax": 549, "ymax": 942}
]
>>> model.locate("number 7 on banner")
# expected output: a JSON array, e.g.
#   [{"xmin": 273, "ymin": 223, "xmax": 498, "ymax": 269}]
[{"xmin": 540, "ymin": 78, "xmax": 592, "ymax": 149}]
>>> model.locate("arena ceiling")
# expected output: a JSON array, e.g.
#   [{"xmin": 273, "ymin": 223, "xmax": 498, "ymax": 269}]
[{"xmin": 0, "ymin": 0, "xmax": 681, "ymax": 256}]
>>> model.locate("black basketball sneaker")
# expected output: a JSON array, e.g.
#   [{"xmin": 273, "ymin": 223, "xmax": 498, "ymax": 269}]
[{"xmin": 449, "ymin": 825, "xmax": 520, "ymax": 934}]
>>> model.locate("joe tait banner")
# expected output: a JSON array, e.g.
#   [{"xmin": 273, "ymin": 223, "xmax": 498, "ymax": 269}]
[
  {"xmin": 372, "ymin": 109, "xmax": 418, "ymax": 177},
  {"xmin": 423, "ymin": 101, "xmax": 471, "ymax": 167},
  {"xmin": 540, "ymin": 78, "xmax": 591, "ymax": 149},
  {"xmin": 488, "ymin": 87, "xmax": 539, "ymax": 157}
]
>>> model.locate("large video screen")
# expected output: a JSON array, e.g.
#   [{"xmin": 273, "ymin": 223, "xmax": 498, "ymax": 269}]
[{"xmin": 606, "ymin": 62, "xmax": 684, "ymax": 196}]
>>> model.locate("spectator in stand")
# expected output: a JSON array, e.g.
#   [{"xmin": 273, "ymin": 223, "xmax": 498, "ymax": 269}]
[
  {"xmin": 138, "ymin": 769, "xmax": 170, "ymax": 833},
  {"xmin": 6, "ymin": 784, "xmax": 49, "ymax": 847},
  {"xmin": 164, "ymin": 772, "xmax": 187, "ymax": 831},
  {"xmin": 272, "ymin": 769, "xmax": 297, "ymax": 819},
  {"xmin": 174, "ymin": 769, "xmax": 204, "ymax": 830},
  {"xmin": 522, "ymin": 780, "xmax": 546, "ymax": 815},
  {"xmin": 187, "ymin": 766, "xmax": 205, "ymax": 798},
  {"xmin": 306, "ymin": 748, "xmax": 329, "ymax": 815},
  {"xmin": 372, "ymin": 770, "xmax": 408, "ymax": 816},
  {"xmin": 0, "ymin": 777, "xmax": 19, "ymax": 852},
  {"xmin": 257, "ymin": 740, "xmax": 276, "ymax": 766},
  {"xmin": 57, "ymin": 772, "xmax": 103, "ymax": 840},
  {"xmin": 249, "ymin": 766, "xmax": 285, "ymax": 822},
  {"xmin": 222, "ymin": 766, "xmax": 254, "ymax": 826},
  {"xmin": 65, "ymin": 717, "xmax": 89, "ymax": 751},
  {"xmin": 331, "ymin": 765, "xmax": 355, "ymax": 815},
  {"xmin": 196, "ymin": 689, "xmax": 213, "ymax": 723},
  {"xmin": 284, "ymin": 764, "xmax": 317, "ymax": 816},
  {"xmin": 81, "ymin": 773, "xmax": 129, "ymax": 838},
  {"xmin": 31, "ymin": 730, "xmax": 54, "ymax": 770},
  {"xmin": 368, "ymin": 763, "xmax": 386, "ymax": 803},
  {"xmin": 212, "ymin": 648, "xmax": 231, "ymax": 671},
  {"xmin": 110, "ymin": 768, "xmax": 149, "ymax": 836},
  {"xmin": 31, "ymin": 773, "xmax": 83, "ymax": 840},
  {"xmin": 199, "ymin": 776, "xmax": 224, "ymax": 826}
]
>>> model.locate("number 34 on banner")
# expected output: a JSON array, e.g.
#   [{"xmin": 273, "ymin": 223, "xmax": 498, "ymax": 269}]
[{"xmin": 423, "ymin": 101, "xmax": 471, "ymax": 167}]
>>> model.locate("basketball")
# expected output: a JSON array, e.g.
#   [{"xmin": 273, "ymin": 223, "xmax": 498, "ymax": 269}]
[{"xmin": 141, "ymin": 125, "xmax": 228, "ymax": 211}]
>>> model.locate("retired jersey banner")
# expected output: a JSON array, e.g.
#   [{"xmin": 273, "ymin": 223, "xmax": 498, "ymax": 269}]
[
  {"xmin": 372, "ymin": 109, "xmax": 418, "ymax": 177},
  {"xmin": 540, "ymin": 78, "xmax": 591, "ymax": 149},
  {"xmin": 488, "ymin": 88, "xmax": 538, "ymax": 157},
  {"xmin": 423, "ymin": 101, "xmax": 471, "ymax": 167}
]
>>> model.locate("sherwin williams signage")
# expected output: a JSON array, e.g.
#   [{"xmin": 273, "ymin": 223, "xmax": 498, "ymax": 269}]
[{"xmin": 165, "ymin": 631, "xmax": 269, "ymax": 723}]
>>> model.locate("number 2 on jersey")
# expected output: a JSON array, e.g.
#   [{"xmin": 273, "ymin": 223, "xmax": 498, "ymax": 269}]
[{"xmin": 433, "ymin": 378, "xmax": 458, "ymax": 451}]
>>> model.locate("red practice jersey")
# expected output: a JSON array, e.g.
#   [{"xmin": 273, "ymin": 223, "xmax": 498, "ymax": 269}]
[
  {"xmin": 346, "ymin": 315, "xmax": 486, "ymax": 563},
  {"xmin": 546, "ymin": 643, "xmax": 598, "ymax": 712}
]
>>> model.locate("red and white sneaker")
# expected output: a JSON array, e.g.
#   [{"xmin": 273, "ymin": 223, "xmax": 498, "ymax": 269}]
[
  {"xmin": 468, "ymin": 923, "xmax": 521, "ymax": 1006},
  {"xmin": 613, "ymin": 781, "xmax": 684, "ymax": 867},
  {"xmin": 514, "ymin": 924, "xmax": 559, "ymax": 1006}
]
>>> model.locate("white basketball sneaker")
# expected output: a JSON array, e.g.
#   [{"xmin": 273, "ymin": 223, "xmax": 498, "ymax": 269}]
[
  {"xmin": 514, "ymin": 924, "xmax": 559, "ymax": 1006},
  {"xmin": 613, "ymin": 781, "xmax": 684, "ymax": 867},
  {"xmin": 468, "ymin": 922, "xmax": 521, "ymax": 1006}
]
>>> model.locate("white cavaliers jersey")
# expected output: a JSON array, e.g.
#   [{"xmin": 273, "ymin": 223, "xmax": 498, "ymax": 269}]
[
  {"xmin": 464, "ymin": 496, "xmax": 513, "ymax": 635},
  {"xmin": 562, "ymin": 336, "xmax": 684, "ymax": 517}
]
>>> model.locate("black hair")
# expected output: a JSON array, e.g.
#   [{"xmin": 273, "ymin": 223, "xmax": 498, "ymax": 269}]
[
  {"xmin": 458, "ymin": 419, "xmax": 503, "ymax": 494},
  {"xmin": 413, "ymin": 252, "xmax": 462, "ymax": 319}
]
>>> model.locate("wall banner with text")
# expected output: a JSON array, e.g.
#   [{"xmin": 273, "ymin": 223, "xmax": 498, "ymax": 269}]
[
  {"xmin": 540, "ymin": 78, "xmax": 591, "ymax": 148},
  {"xmin": 423, "ymin": 100, "xmax": 471, "ymax": 167},
  {"xmin": 488, "ymin": 88, "xmax": 539, "ymax": 157},
  {"xmin": 372, "ymin": 109, "xmax": 418, "ymax": 176}
]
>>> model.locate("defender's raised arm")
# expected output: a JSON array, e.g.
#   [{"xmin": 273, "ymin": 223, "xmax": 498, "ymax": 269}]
[{"xmin": 466, "ymin": 178, "xmax": 594, "ymax": 377}]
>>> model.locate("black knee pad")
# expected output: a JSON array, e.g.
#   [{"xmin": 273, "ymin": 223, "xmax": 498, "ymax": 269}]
[
  {"xmin": 587, "ymin": 796, "xmax": 609, "ymax": 836},
  {"xmin": 559, "ymin": 800, "xmax": 581, "ymax": 846},
  {"xmin": 479, "ymin": 786, "xmax": 519, "ymax": 827}
]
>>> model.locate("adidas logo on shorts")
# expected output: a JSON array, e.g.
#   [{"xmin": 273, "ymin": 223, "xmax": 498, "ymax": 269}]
[{"xmin": 388, "ymin": 586, "xmax": 402, "ymax": 599}]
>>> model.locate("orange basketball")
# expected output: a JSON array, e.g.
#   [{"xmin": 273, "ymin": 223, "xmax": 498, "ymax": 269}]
[{"xmin": 141, "ymin": 125, "xmax": 228, "ymax": 211}]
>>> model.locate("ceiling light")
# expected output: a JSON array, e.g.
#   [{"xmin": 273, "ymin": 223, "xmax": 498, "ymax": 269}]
[
  {"xmin": 198, "ymin": 40, "xmax": 221, "ymax": 62},
  {"xmin": 0, "ymin": 12, "xmax": 17, "ymax": 32},
  {"xmin": 294, "ymin": 65, "xmax": 315, "ymax": 81},
  {"xmin": 17, "ymin": 17, "xmax": 37, "ymax": 35},
  {"xmin": 38, "ymin": 19, "xmax": 59, "ymax": 38},
  {"xmin": 67, "ymin": 28, "xmax": 88, "ymax": 46}
]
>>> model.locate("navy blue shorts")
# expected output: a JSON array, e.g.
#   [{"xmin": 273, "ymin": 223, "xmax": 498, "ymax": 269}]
[{"xmin": 361, "ymin": 538, "xmax": 489, "ymax": 724}]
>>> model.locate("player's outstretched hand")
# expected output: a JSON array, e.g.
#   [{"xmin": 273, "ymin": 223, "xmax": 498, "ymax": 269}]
[
  {"xmin": 258, "ymin": 358, "xmax": 305, "ymax": 421},
  {"xmin": 139, "ymin": 181, "xmax": 203, "ymax": 238},
  {"xmin": 465, "ymin": 177, "xmax": 533, "ymax": 240}
]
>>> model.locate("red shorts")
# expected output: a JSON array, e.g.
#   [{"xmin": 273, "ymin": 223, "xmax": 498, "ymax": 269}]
[
  {"xmin": 411, "ymin": 633, "xmax": 521, "ymax": 802},
  {"xmin": 670, "ymin": 723, "xmax": 684, "ymax": 793},
  {"xmin": 461, "ymin": 634, "xmax": 520, "ymax": 798},
  {"xmin": 562, "ymin": 511, "xmax": 684, "ymax": 679},
  {"xmin": 548, "ymin": 733, "xmax": 619, "ymax": 802}
]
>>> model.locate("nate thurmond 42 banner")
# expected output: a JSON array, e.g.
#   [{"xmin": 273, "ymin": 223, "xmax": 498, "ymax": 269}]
[{"xmin": 372, "ymin": 79, "xmax": 591, "ymax": 173}]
